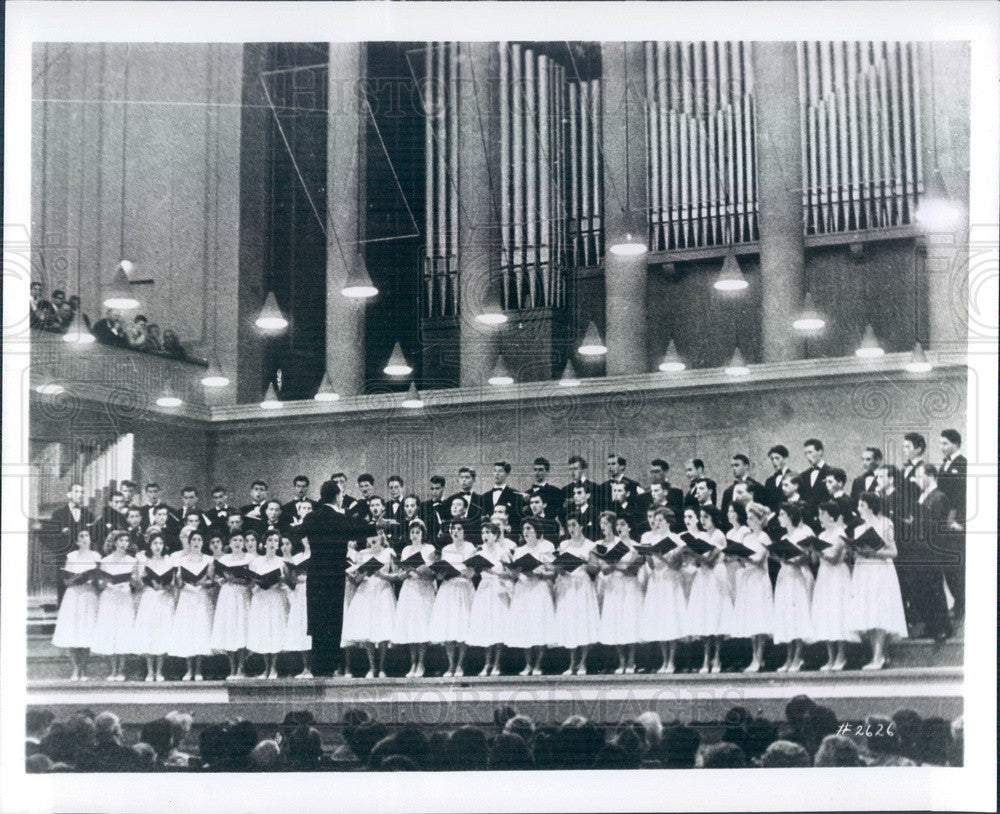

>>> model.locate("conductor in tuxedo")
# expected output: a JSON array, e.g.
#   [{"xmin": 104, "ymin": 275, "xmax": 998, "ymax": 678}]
[
  {"xmin": 299, "ymin": 480, "xmax": 391, "ymax": 676},
  {"xmin": 797, "ymin": 439, "xmax": 832, "ymax": 506}
]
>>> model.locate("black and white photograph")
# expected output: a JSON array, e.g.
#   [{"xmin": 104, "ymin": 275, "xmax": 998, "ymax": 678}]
[{"xmin": 2, "ymin": 2, "xmax": 997, "ymax": 812}]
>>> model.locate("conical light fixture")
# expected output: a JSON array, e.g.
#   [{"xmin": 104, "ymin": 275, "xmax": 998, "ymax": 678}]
[
  {"xmin": 904, "ymin": 341, "xmax": 932, "ymax": 374},
  {"xmin": 474, "ymin": 279, "xmax": 509, "ymax": 325},
  {"xmin": 608, "ymin": 211, "xmax": 649, "ymax": 257},
  {"xmin": 792, "ymin": 292, "xmax": 826, "ymax": 332},
  {"xmin": 260, "ymin": 381, "xmax": 283, "ymax": 409},
  {"xmin": 487, "ymin": 355, "xmax": 514, "ymax": 386},
  {"xmin": 914, "ymin": 167, "xmax": 962, "ymax": 232},
  {"xmin": 33, "ymin": 365, "xmax": 65, "ymax": 395},
  {"xmin": 713, "ymin": 248, "xmax": 749, "ymax": 292},
  {"xmin": 341, "ymin": 260, "xmax": 378, "ymax": 299},
  {"xmin": 658, "ymin": 339, "xmax": 686, "ymax": 373},
  {"xmin": 383, "ymin": 342, "xmax": 413, "ymax": 376},
  {"xmin": 255, "ymin": 291, "xmax": 288, "ymax": 331},
  {"xmin": 577, "ymin": 321, "xmax": 608, "ymax": 356},
  {"xmin": 401, "ymin": 381, "xmax": 424, "ymax": 409},
  {"xmin": 103, "ymin": 262, "xmax": 140, "ymax": 310},
  {"xmin": 854, "ymin": 324, "xmax": 885, "ymax": 359},
  {"xmin": 62, "ymin": 310, "xmax": 95, "ymax": 345},
  {"xmin": 155, "ymin": 383, "xmax": 182, "ymax": 408},
  {"xmin": 200, "ymin": 355, "xmax": 230, "ymax": 388},
  {"xmin": 558, "ymin": 358, "xmax": 581, "ymax": 387},
  {"xmin": 314, "ymin": 371, "xmax": 340, "ymax": 402},
  {"xmin": 724, "ymin": 347, "xmax": 750, "ymax": 377}
]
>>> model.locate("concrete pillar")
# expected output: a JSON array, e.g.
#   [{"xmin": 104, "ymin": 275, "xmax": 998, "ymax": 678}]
[
  {"xmin": 457, "ymin": 42, "xmax": 501, "ymax": 388},
  {"xmin": 919, "ymin": 42, "xmax": 971, "ymax": 356},
  {"xmin": 601, "ymin": 42, "xmax": 649, "ymax": 375},
  {"xmin": 752, "ymin": 42, "xmax": 805, "ymax": 363},
  {"xmin": 325, "ymin": 43, "xmax": 367, "ymax": 396}
]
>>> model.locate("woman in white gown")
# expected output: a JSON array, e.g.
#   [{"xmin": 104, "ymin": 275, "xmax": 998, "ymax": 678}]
[
  {"xmin": 850, "ymin": 492, "xmax": 909, "ymax": 669},
  {"xmin": 391, "ymin": 520, "xmax": 438, "ymax": 678},
  {"xmin": 812, "ymin": 501, "xmax": 859, "ymax": 671},
  {"xmin": 771, "ymin": 503, "xmax": 815, "ymax": 673},
  {"xmin": 731, "ymin": 504, "xmax": 776, "ymax": 673},
  {"xmin": 131, "ymin": 532, "xmax": 177, "ymax": 682},
  {"xmin": 466, "ymin": 522, "xmax": 515, "ymax": 676},
  {"xmin": 246, "ymin": 531, "xmax": 290, "ymax": 679},
  {"xmin": 427, "ymin": 521, "xmax": 478, "ymax": 677},
  {"xmin": 342, "ymin": 533, "xmax": 396, "ymax": 678},
  {"xmin": 52, "ymin": 530, "xmax": 101, "ymax": 681},
  {"xmin": 281, "ymin": 536, "xmax": 313, "ymax": 679},
  {"xmin": 552, "ymin": 514, "xmax": 601, "ymax": 676},
  {"xmin": 90, "ymin": 530, "xmax": 139, "ymax": 681},
  {"xmin": 595, "ymin": 512, "xmax": 644, "ymax": 674},
  {"xmin": 687, "ymin": 507, "xmax": 730, "ymax": 674},
  {"xmin": 638, "ymin": 508, "xmax": 687, "ymax": 674},
  {"xmin": 210, "ymin": 531, "xmax": 253, "ymax": 679},
  {"xmin": 505, "ymin": 518, "xmax": 557, "ymax": 676},
  {"xmin": 169, "ymin": 531, "xmax": 216, "ymax": 681}
]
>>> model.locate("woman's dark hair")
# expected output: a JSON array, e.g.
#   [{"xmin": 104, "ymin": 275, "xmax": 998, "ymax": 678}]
[
  {"xmin": 520, "ymin": 517, "xmax": 543, "ymax": 537},
  {"xmin": 198, "ymin": 724, "xmax": 228, "ymax": 769},
  {"xmin": 445, "ymin": 726, "xmax": 489, "ymax": 771},
  {"xmin": 407, "ymin": 519, "xmax": 427, "ymax": 539},
  {"xmin": 699, "ymin": 505, "xmax": 724, "ymax": 529},
  {"xmin": 140, "ymin": 718, "xmax": 172, "ymax": 760},
  {"xmin": 817, "ymin": 500, "xmax": 842, "ymax": 522},
  {"xmin": 661, "ymin": 724, "xmax": 701, "ymax": 768},
  {"xmin": 779, "ymin": 502, "xmax": 803, "ymax": 527},
  {"xmin": 858, "ymin": 491, "xmax": 882, "ymax": 516},
  {"xmin": 488, "ymin": 733, "xmax": 535, "ymax": 770},
  {"xmin": 701, "ymin": 741, "xmax": 747, "ymax": 768}
]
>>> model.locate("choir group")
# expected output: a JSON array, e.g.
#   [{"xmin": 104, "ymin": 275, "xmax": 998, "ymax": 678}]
[{"xmin": 49, "ymin": 430, "xmax": 967, "ymax": 682}]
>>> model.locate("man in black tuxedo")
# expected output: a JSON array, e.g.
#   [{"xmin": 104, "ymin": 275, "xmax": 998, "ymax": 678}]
[
  {"xmin": 123, "ymin": 507, "xmax": 147, "ymax": 554},
  {"xmin": 598, "ymin": 454, "xmax": 644, "ymax": 512},
  {"xmin": 300, "ymin": 480, "xmax": 393, "ymax": 676},
  {"xmin": 419, "ymin": 475, "xmax": 447, "ymax": 540},
  {"xmin": 50, "ymin": 484, "xmax": 95, "ymax": 600},
  {"xmin": 525, "ymin": 457, "xmax": 563, "ymax": 516},
  {"xmin": 762, "ymin": 445, "xmax": 792, "ymax": 511},
  {"xmin": 683, "ymin": 459, "xmax": 717, "ymax": 508},
  {"xmin": 524, "ymin": 493, "xmax": 562, "ymax": 540},
  {"xmin": 684, "ymin": 477, "xmax": 716, "ymax": 513},
  {"xmin": 239, "ymin": 480, "xmax": 269, "ymax": 527},
  {"xmin": 901, "ymin": 432, "xmax": 927, "ymax": 494},
  {"xmin": 937, "ymin": 429, "xmax": 967, "ymax": 618},
  {"xmin": 446, "ymin": 466, "xmax": 482, "ymax": 522},
  {"xmin": 721, "ymin": 454, "xmax": 764, "ymax": 515},
  {"xmin": 349, "ymin": 474, "xmax": 376, "ymax": 521},
  {"xmin": 331, "ymin": 473, "xmax": 358, "ymax": 515},
  {"xmin": 565, "ymin": 482, "xmax": 599, "ymax": 540},
  {"xmin": 609, "ymin": 481, "xmax": 646, "ymax": 532},
  {"xmin": 385, "ymin": 476, "xmax": 407, "ymax": 525},
  {"xmin": 259, "ymin": 499, "xmax": 288, "ymax": 540},
  {"xmin": 796, "ymin": 439, "xmax": 832, "ymax": 506},
  {"xmin": 141, "ymin": 482, "xmax": 178, "ymax": 530},
  {"xmin": 560, "ymin": 456, "xmax": 595, "ymax": 514},
  {"xmin": 94, "ymin": 491, "xmax": 130, "ymax": 549},
  {"xmin": 282, "ymin": 476, "xmax": 318, "ymax": 522},
  {"xmin": 849, "ymin": 447, "xmax": 883, "ymax": 508},
  {"xmin": 906, "ymin": 464, "xmax": 954, "ymax": 640},
  {"xmin": 204, "ymin": 486, "xmax": 234, "ymax": 531},
  {"xmin": 648, "ymin": 458, "xmax": 683, "ymax": 509},
  {"xmin": 480, "ymin": 461, "xmax": 525, "ymax": 525}
]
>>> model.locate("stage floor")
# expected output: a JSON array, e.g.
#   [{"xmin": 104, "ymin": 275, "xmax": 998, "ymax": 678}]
[{"xmin": 27, "ymin": 667, "xmax": 963, "ymax": 725}]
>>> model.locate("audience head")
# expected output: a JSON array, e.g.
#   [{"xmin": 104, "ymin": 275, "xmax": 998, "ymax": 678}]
[
  {"xmin": 662, "ymin": 724, "xmax": 701, "ymax": 768},
  {"xmin": 140, "ymin": 718, "xmax": 173, "ymax": 761},
  {"xmin": 93, "ymin": 711, "xmax": 123, "ymax": 745},
  {"xmin": 700, "ymin": 741, "xmax": 747, "ymax": 768},
  {"xmin": 27, "ymin": 708, "xmax": 56, "ymax": 738},
  {"xmin": 918, "ymin": 717, "xmax": 954, "ymax": 766},
  {"xmin": 759, "ymin": 739, "xmax": 811, "ymax": 768},
  {"xmin": 635, "ymin": 711, "xmax": 664, "ymax": 750},
  {"xmin": 503, "ymin": 714, "xmax": 536, "ymax": 744},
  {"xmin": 488, "ymin": 733, "xmax": 534, "ymax": 770},
  {"xmin": 444, "ymin": 726, "xmax": 489, "ymax": 771},
  {"xmin": 248, "ymin": 739, "xmax": 281, "ymax": 770},
  {"xmin": 131, "ymin": 742, "xmax": 157, "ymax": 770},
  {"xmin": 814, "ymin": 734, "xmax": 862, "ymax": 767}
]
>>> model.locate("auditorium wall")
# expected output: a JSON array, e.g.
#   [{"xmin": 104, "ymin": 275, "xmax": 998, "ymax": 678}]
[
  {"xmin": 208, "ymin": 365, "xmax": 967, "ymax": 506},
  {"xmin": 30, "ymin": 43, "xmax": 245, "ymax": 395}
]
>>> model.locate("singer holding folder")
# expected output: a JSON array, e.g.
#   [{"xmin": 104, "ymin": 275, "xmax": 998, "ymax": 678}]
[
  {"xmin": 168, "ymin": 531, "xmax": 215, "ymax": 681},
  {"xmin": 247, "ymin": 531, "xmax": 290, "ymax": 679},
  {"xmin": 52, "ymin": 529, "xmax": 101, "ymax": 681},
  {"xmin": 504, "ymin": 518, "xmax": 557, "ymax": 676},
  {"xmin": 90, "ymin": 530, "xmax": 139, "ymax": 681},
  {"xmin": 130, "ymin": 532, "xmax": 177, "ymax": 682}
]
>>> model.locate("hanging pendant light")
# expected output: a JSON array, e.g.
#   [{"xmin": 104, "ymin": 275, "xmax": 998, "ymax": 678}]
[
  {"xmin": 854, "ymin": 324, "xmax": 885, "ymax": 359},
  {"xmin": 341, "ymin": 260, "xmax": 378, "ymax": 299},
  {"xmin": 792, "ymin": 292, "xmax": 826, "ymax": 332},
  {"xmin": 487, "ymin": 355, "xmax": 514, "ymax": 386},
  {"xmin": 103, "ymin": 262, "xmax": 140, "ymax": 310},
  {"xmin": 904, "ymin": 341, "xmax": 933, "ymax": 374},
  {"xmin": 713, "ymin": 248, "xmax": 749, "ymax": 292},
  {"xmin": 155, "ymin": 383, "xmax": 183, "ymax": 408},
  {"xmin": 577, "ymin": 321, "xmax": 608, "ymax": 356},
  {"xmin": 200, "ymin": 355, "xmax": 230, "ymax": 388},
  {"xmin": 33, "ymin": 365, "xmax": 65, "ymax": 395},
  {"xmin": 314, "ymin": 371, "xmax": 340, "ymax": 402},
  {"xmin": 724, "ymin": 347, "xmax": 750, "ymax": 377},
  {"xmin": 914, "ymin": 167, "xmax": 962, "ymax": 232},
  {"xmin": 62, "ymin": 311, "xmax": 95, "ymax": 345},
  {"xmin": 609, "ymin": 211, "xmax": 649, "ymax": 257},
  {"xmin": 401, "ymin": 381, "xmax": 424, "ymax": 409},
  {"xmin": 383, "ymin": 342, "xmax": 413, "ymax": 376},
  {"xmin": 260, "ymin": 381, "xmax": 282, "ymax": 409},
  {"xmin": 255, "ymin": 291, "xmax": 288, "ymax": 331},
  {"xmin": 558, "ymin": 359, "xmax": 581, "ymax": 387},
  {"xmin": 658, "ymin": 339, "xmax": 686, "ymax": 373}
]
